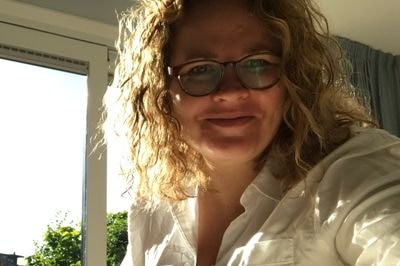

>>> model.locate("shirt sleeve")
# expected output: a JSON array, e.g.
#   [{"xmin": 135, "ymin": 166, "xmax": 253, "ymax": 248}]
[
  {"xmin": 120, "ymin": 203, "xmax": 149, "ymax": 266},
  {"xmin": 335, "ymin": 172, "xmax": 400, "ymax": 265},
  {"xmin": 121, "ymin": 201, "xmax": 178, "ymax": 266}
]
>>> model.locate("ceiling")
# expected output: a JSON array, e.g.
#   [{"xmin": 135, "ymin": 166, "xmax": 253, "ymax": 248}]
[
  {"xmin": 16, "ymin": 0, "xmax": 133, "ymax": 25},
  {"xmin": 16, "ymin": 0, "xmax": 400, "ymax": 55}
]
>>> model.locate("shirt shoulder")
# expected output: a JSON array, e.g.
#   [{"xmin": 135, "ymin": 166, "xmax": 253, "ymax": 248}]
[
  {"xmin": 312, "ymin": 128, "xmax": 400, "ymax": 265},
  {"xmin": 314, "ymin": 128, "xmax": 400, "ymax": 215}
]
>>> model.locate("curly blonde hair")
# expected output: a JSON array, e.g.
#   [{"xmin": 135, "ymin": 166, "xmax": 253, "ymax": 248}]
[{"xmin": 103, "ymin": 0, "xmax": 375, "ymax": 209}]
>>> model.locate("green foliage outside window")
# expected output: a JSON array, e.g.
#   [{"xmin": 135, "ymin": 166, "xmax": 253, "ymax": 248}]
[
  {"xmin": 106, "ymin": 212, "xmax": 128, "ymax": 266},
  {"xmin": 26, "ymin": 212, "xmax": 128, "ymax": 266}
]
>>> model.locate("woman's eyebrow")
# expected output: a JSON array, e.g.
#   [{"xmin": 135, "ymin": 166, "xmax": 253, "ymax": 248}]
[
  {"xmin": 245, "ymin": 41, "xmax": 280, "ymax": 54},
  {"xmin": 179, "ymin": 49, "xmax": 218, "ymax": 62},
  {"xmin": 173, "ymin": 39, "xmax": 279, "ymax": 64}
]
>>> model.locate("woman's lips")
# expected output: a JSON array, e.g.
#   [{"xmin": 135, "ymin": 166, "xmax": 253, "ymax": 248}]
[{"xmin": 206, "ymin": 116, "xmax": 254, "ymax": 127}]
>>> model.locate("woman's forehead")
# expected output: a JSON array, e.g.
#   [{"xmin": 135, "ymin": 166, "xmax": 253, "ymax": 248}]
[
  {"xmin": 182, "ymin": 0, "xmax": 252, "ymax": 21},
  {"xmin": 171, "ymin": 0, "xmax": 260, "ymax": 40},
  {"xmin": 167, "ymin": 0, "xmax": 279, "ymax": 63}
]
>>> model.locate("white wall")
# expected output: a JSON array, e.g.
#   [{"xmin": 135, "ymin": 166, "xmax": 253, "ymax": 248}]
[{"xmin": 316, "ymin": 0, "xmax": 400, "ymax": 55}]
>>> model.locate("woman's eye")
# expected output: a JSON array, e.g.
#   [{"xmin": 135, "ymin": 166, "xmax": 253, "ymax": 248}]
[
  {"xmin": 188, "ymin": 64, "xmax": 213, "ymax": 75},
  {"xmin": 239, "ymin": 58, "xmax": 275, "ymax": 74},
  {"xmin": 244, "ymin": 59, "xmax": 269, "ymax": 69}
]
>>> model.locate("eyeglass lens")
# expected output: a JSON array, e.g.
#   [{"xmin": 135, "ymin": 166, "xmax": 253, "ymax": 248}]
[{"xmin": 176, "ymin": 53, "xmax": 281, "ymax": 97}]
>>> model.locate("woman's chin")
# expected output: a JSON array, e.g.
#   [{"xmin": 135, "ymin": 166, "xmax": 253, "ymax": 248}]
[{"xmin": 200, "ymin": 143, "xmax": 262, "ymax": 165}]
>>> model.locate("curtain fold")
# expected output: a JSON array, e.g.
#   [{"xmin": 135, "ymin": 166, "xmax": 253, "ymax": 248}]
[{"xmin": 337, "ymin": 36, "xmax": 400, "ymax": 137}]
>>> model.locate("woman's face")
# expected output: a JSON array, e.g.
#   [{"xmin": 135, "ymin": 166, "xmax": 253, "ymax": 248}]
[{"xmin": 168, "ymin": 0, "xmax": 286, "ymax": 166}]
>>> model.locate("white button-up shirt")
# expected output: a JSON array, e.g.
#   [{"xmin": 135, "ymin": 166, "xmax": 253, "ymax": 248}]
[{"xmin": 121, "ymin": 128, "xmax": 400, "ymax": 265}]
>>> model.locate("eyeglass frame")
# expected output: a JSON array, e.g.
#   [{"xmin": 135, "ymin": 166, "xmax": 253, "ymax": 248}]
[{"xmin": 167, "ymin": 52, "xmax": 282, "ymax": 97}]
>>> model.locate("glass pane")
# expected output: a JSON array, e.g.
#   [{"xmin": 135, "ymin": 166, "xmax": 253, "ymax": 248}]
[{"xmin": 0, "ymin": 58, "xmax": 87, "ymax": 260}]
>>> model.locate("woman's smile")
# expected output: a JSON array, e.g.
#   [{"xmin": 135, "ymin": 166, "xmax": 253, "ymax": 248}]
[{"xmin": 205, "ymin": 116, "xmax": 255, "ymax": 128}]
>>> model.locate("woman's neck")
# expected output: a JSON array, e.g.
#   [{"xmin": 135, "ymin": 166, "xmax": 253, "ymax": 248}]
[
  {"xmin": 202, "ymin": 159, "xmax": 259, "ymax": 201},
  {"xmin": 196, "ymin": 160, "xmax": 260, "ymax": 266}
]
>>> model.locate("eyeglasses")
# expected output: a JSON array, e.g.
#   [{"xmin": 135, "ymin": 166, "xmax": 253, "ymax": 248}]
[{"xmin": 167, "ymin": 52, "xmax": 281, "ymax": 97}]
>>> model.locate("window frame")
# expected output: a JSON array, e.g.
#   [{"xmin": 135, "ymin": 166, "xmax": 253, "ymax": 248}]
[{"xmin": 0, "ymin": 2, "xmax": 116, "ymax": 265}]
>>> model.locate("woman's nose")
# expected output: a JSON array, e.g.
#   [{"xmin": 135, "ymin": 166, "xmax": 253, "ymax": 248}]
[{"xmin": 211, "ymin": 65, "xmax": 249, "ymax": 102}]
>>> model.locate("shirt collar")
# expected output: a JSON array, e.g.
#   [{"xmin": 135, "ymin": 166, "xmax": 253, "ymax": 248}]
[{"xmin": 240, "ymin": 164, "xmax": 283, "ymax": 208}]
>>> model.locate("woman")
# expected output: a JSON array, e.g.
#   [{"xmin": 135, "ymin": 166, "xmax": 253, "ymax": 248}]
[{"xmin": 104, "ymin": 0, "xmax": 400, "ymax": 265}]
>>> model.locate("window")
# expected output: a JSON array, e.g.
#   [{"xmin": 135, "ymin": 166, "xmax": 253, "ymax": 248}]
[
  {"xmin": 0, "ymin": 18, "xmax": 109, "ymax": 265},
  {"xmin": 0, "ymin": 57, "xmax": 87, "ymax": 257}
]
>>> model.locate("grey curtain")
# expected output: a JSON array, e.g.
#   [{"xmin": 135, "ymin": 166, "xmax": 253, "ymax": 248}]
[{"xmin": 337, "ymin": 36, "xmax": 400, "ymax": 137}]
